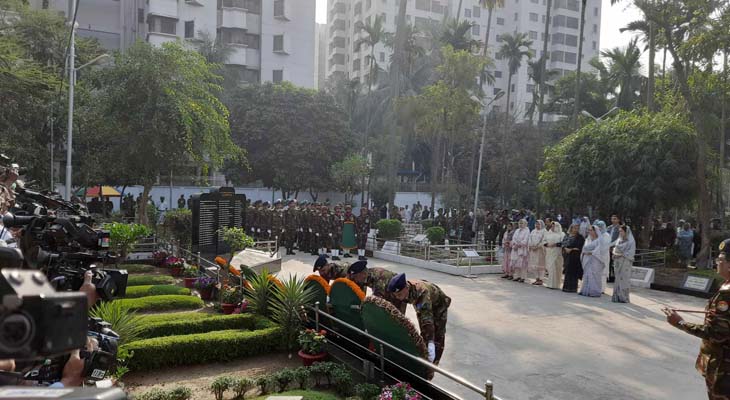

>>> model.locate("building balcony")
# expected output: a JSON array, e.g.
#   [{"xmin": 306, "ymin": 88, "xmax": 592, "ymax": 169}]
[
  {"xmin": 328, "ymin": 64, "xmax": 346, "ymax": 74},
  {"xmin": 226, "ymin": 45, "xmax": 247, "ymax": 66},
  {"xmin": 246, "ymin": 48, "xmax": 260, "ymax": 68},
  {"xmin": 147, "ymin": 32, "xmax": 179, "ymax": 47},
  {"xmin": 218, "ymin": 7, "xmax": 247, "ymax": 30},
  {"xmin": 329, "ymin": 45, "xmax": 346, "ymax": 56},
  {"xmin": 148, "ymin": 0, "xmax": 178, "ymax": 19}
]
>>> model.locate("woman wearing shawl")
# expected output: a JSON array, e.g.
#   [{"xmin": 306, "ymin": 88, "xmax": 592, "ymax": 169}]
[
  {"xmin": 510, "ymin": 219, "xmax": 531, "ymax": 283},
  {"xmin": 611, "ymin": 225, "xmax": 635, "ymax": 303},
  {"xmin": 677, "ymin": 223, "xmax": 694, "ymax": 266},
  {"xmin": 544, "ymin": 222, "xmax": 565, "ymax": 289},
  {"xmin": 562, "ymin": 224, "xmax": 585, "ymax": 293},
  {"xmin": 501, "ymin": 223, "xmax": 515, "ymax": 280},
  {"xmin": 595, "ymin": 220, "xmax": 612, "ymax": 293},
  {"xmin": 528, "ymin": 220, "xmax": 547, "ymax": 285},
  {"xmin": 580, "ymin": 225, "xmax": 605, "ymax": 297},
  {"xmin": 579, "ymin": 216, "xmax": 590, "ymax": 237}
]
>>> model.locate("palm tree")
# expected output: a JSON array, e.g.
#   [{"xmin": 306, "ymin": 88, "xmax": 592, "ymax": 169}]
[
  {"xmin": 195, "ymin": 30, "xmax": 233, "ymax": 64},
  {"xmin": 537, "ymin": 0, "xmax": 554, "ymax": 129},
  {"xmin": 621, "ymin": 19, "xmax": 667, "ymax": 96},
  {"xmin": 601, "ymin": 38, "xmax": 642, "ymax": 110},
  {"xmin": 478, "ymin": 0, "xmax": 505, "ymax": 55},
  {"xmin": 440, "ymin": 19, "xmax": 481, "ymax": 52},
  {"xmin": 355, "ymin": 15, "xmax": 387, "ymax": 150},
  {"xmin": 384, "ymin": 23, "xmax": 426, "ymax": 84},
  {"xmin": 571, "ymin": 0, "xmax": 588, "ymax": 127},
  {"xmin": 386, "ymin": 0, "xmax": 409, "ymax": 209},
  {"xmin": 527, "ymin": 56, "xmax": 559, "ymax": 124}
]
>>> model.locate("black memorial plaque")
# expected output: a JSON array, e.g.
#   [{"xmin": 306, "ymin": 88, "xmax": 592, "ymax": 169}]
[{"xmin": 192, "ymin": 187, "xmax": 247, "ymax": 254}]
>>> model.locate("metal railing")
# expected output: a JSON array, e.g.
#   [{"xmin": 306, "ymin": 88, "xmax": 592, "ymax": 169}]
[
  {"xmin": 308, "ymin": 302, "xmax": 501, "ymax": 400},
  {"xmin": 369, "ymin": 236, "xmax": 500, "ymax": 266},
  {"xmin": 634, "ymin": 248, "xmax": 666, "ymax": 269}
]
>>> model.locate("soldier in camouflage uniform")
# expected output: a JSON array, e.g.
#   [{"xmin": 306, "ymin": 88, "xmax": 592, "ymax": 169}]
[
  {"xmin": 270, "ymin": 200, "xmax": 285, "ymax": 251},
  {"xmin": 435, "ymin": 208, "xmax": 447, "ymax": 231},
  {"xmin": 316, "ymin": 205, "xmax": 331, "ymax": 257},
  {"xmin": 665, "ymin": 238, "xmax": 730, "ymax": 399},
  {"xmin": 347, "ymin": 261, "xmax": 405, "ymax": 313},
  {"xmin": 388, "ymin": 273, "xmax": 451, "ymax": 365},
  {"xmin": 282, "ymin": 200, "xmax": 298, "ymax": 255},
  {"xmin": 356, "ymin": 206, "xmax": 371, "ymax": 260},
  {"xmin": 312, "ymin": 254, "xmax": 349, "ymax": 282},
  {"xmin": 247, "ymin": 202, "xmax": 259, "ymax": 240},
  {"xmin": 331, "ymin": 204, "xmax": 343, "ymax": 260}
]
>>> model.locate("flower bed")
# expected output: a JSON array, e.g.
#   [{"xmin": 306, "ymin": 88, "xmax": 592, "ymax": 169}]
[
  {"xmin": 137, "ymin": 314, "xmax": 269, "ymax": 339},
  {"xmin": 124, "ymin": 285, "xmax": 191, "ymax": 298},
  {"xmin": 128, "ymin": 275, "xmax": 176, "ymax": 286},
  {"xmin": 122, "ymin": 327, "xmax": 283, "ymax": 371},
  {"xmin": 116, "ymin": 295, "xmax": 204, "ymax": 312}
]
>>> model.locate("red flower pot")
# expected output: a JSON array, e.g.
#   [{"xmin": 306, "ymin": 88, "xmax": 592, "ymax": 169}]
[
  {"xmin": 199, "ymin": 288, "xmax": 213, "ymax": 300},
  {"xmin": 297, "ymin": 350, "xmax": 327, "ymax": 367},
  {"xmin": 171, "ymin": 267, "xmax": 182, "ymax": 277},
  {"xmin": 221, "ymin": 303, "xmax": 236, "ymax": 314},
  {"xmin": 183, "ymin": 278, "xmax": 196, "ymax": 288}
]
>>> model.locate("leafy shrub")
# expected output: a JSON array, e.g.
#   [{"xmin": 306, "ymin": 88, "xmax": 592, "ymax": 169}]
[
  {"xmin": 256, "ymin": 375, "xmax": 275, "ymax": 395},
  {"xmin": 298, "ymin": 329, "xmax": 327, "ymax": 355},
  {"xmin": 219, "ymin": 227, "xmax": 255, "ymax": 253},
  {"xmin": 425, "ymin": 226, "xmax": 446, "ymax": 245},
  {"xmin": 420, "ymin": 219, "xmax": 434, "ymax": 229},
  {"xmin": 122, "ymin": 327, "xmax": 282, "ymax": 371},
  {"xmin": 127, "ymin": 275, "xmax": 176, "ymax": 286},
  {"xmin": 162, "ymin": 209, "xmax": 192, "ymax": 250},
  {"xmin": 167, "ymin": 387, "xmax": 192, "ymax": 400},
  {"xmin": 134, "ymin": 386, "xmax": 191, "ymax": 400},
  {"xmin": 292, "ymin": 367, "xmax": 311, "ymax": 390},
  {"xmin": 244, "ymin": 269, "xmax": 274, "ymax": 316},
  {"xmin": 116, "ymin": 295, "xmax": 203, "ymax": 312},
  {"xmin": 124, "ymin": 285, "xmax": 191, "ymax": 298},
  {"xmin": 273, "ymin": 369, "xmax": 295, "ymax": 392},
  {"xmin": 89, "ymin": 300, "xmax": 143, "ymax": 345},
  {"xmin": 137, "ymin": 313, "xmax": 268, "ymax": 339},
  {"xmin": 122, "ymin": 264, "xmax": 156, "ymax": 274},
  {"xmin": 330, "ymin": 363, "xmax": 354, "ymax": 396},
  {"xmin": 104, "ymin": 222, "xmax": 151, "ymax": 261},
  {"xmin": 231, "ymin": 377, "xmax": 255, "ymax": 400},
  {"xmin": 375, "ymin": 219, "xmax": 402, "ymax": 240},
  {"xmin": 211, "ymin": 376, "xmax": 234, "ymax": 400},
  {"xmin": 270, "ymin": 276, "xmax": 315, "ymax": 351},
  {"xmin": 355, "ymin": 383, "xmax": 382, "ymax": 400}
]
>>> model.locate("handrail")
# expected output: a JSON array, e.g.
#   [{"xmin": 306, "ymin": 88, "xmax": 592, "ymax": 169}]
[{"xmin": 308, "ymin": 303, "xmax": 500, "ymax": 400}]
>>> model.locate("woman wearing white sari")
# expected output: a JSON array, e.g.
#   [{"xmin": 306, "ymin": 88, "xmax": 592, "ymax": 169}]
[
  {"xmin": 595, "ymin": 220, "xmax": 612, "ymax": 293},
  {"xmin": 510, "ymin": 219, "xmax": 531, "ymax": 283},
  {"xmin": 544, "ymin": 222, "xmax": 565, "ymax": 289},
  {"xmin": 580, "ymin": 225, "xmax": 605, "ymax": 297},
  {"xmin": 611, "ymin": 225, "xmax": 635, "ymax": 303},
  {"xmin": 528, "ymin": 220, "xmax": 547, "ymax": 285}
]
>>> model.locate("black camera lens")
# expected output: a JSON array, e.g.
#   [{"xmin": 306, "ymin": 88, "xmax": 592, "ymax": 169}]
[{"xmin": 0, "ymin": 312, "xmax": 34, "ymax": 354}]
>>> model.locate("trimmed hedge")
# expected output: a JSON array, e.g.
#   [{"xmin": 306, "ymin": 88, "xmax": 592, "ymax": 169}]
[
  {"xmin": 123, "ymin": 327, "xmax": 283, "ymax": 371},
  {"xmin": 124, "ymin": 285, "xmax": 191, "ymax": 298},
  {"xmin": 128, "ymin": 275, "xmax": 176, "ymax": 286},
  {"xmin": 116, "ymin": 295, "xmax": 203, "ymax": 312},
  {"xmin": 137, "ymin": 313, "xmax": 272, "ymax": 339},
  {"xmin": 120, "ymin": 264, "xmax": 156, "ymax": 273}
]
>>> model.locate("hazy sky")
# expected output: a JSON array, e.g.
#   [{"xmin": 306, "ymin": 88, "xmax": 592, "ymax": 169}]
[{"xmin": 314, "ymin": 0, "xmax": 646, "ymax": 64}]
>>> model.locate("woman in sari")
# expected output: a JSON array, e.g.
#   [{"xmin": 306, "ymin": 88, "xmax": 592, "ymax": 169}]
[
  {"xmin": 528, "ymin": 220, "xmax": 547, "ymax": 285},
  {"xmin": 544, "ymin": 222, "xmax": 565, "ymax": 289},
  {"xmin": 611, "ymin": 225, "xmax": 635, "ymax": 303},
  {"xmin": 561, "ymin": 224, "xmax": 585, "ymax": 293},
  {"xmin": 510, "ymin": 219, "xmax": 531, "ymax": 283},
  {"xmin": 501, "ymin": 223, "xmax": 515, "ymax": 280},
  {"xmin": 579, "ymin": 225, "xmax": 604, "ymax": 297}
]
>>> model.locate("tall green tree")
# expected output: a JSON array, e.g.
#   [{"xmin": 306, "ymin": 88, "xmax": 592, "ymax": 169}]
[
  {"xmin": 601, "ymin": 38, "xmax": 643, "ymax": 110},
  {"xmin": 479, "ymin": 0, "xmax": 505, "ymax": 55},
  {"xmin": 440, "ymin": 19, "xmax": 480, "ymax": 52},
  {"xmin": 527, "ymin": 56, "xmax": 559, "ymax": 124},
  {"xmin": 356, "ymin": 14, "xmax": 388, "ymax": 149},
  {"xmin": 537, "ymin": 0, "xmax": 554, "ymax": 129},
  {"xmin": 331, "ymin": 154, "xmax": 370, "ymax": 204},
  {"xmin": 92, "ymin": 42, "xmax": 239, "ymax": 224}
]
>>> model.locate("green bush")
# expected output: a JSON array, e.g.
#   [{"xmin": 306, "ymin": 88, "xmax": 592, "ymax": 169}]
[
  {"xmin": 128, "ymin": 275, "xmax": 176, "ymax": 286},
  {"xmin": 137, "ymin": 311, "xmax": 214, "ymax": 325},
  {"xmin": 273, "ymin": 369, "xmax": 295, "ymax": 393},
  {"xmin": 122, "ymin": 264, "xmax": 156, "ymax": 274},
  {"xmin": 231, "ymin": 377, "xmax": 255, "ymax": 400},
  {"xmin": 104, "ymin": 222, "xmax": 151, "ymax": 261},
  {"xmin": 116, "ymin": 295, "xmax": 203, "ymax": 312},
  {"xmin": 420, "ymin": 219, "xmax": 434, "ymax": 229},
  {"xmin": 329, "ymin": 363, "xmax": 353, "ymax": 396},
  {"xmin": 270, "ymin": 276, "xmax": 316, "ymax": 352},
  {"xmin": 211, "ymin": 376, "xmax": 234, "ymax": 400},
  {"xmin": 89, "ymin": 300, "xmax": 144, "ymax": 345},
  {"xmin": 123, "ymin": 327, "xmax": 283, "ymax": 371},
  {"xmin": 124, "ymin": 285, "xmax": 191, "ymax": 299},
  {"xmin": 355, "ymin": 383, "xmax": 381, "ymax": 400},
  {"xmin": 292, "ymin": 367, "xmax": 311, "ymax": 390},
  {"xmin": 425, "ymin": 226, "xmax": 446, "ymax": 245},
  {"xmin": 137, "ymin": 313, "xmax": 269, "ymax": 339},
  {"xmin": 134, "ymin": 386, "xmax": 191, "ymax": 400},
  {"xmin": 162, "ymin": 209, "xmax": 193, "ymax": 250},
  {"xmin": 375, "ymin": 219, "xmax": 402, "ymax": 240}
]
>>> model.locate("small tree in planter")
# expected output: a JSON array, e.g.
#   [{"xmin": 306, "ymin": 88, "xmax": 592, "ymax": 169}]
[
  {"xmin": 105, "ymin": 222, "xmax": 151, "ymax": 264},
  {"xmin": 182, "ymin": 266, "xmax": 199, "ymax": 288},
  {"xmin": 220, "ymin": 286, "xmax": 242, "ymax": 314},
  {"xmin": 297, "ymin": 329, "xmax": 327, "ymax": 366},
  {"xmin": 376, "ymin": 219, "xmax": 402, "ymax": 240},
  {"xmin": 425, "ymin": 226, "xmax": 446, "ymax": 245},
  {"xmin": 219, "ymin": 227, "xmax": 255, "ymax": 263}
]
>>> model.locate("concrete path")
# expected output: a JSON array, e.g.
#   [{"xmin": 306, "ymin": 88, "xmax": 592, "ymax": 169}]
[{"xmin": 278, "ymin": 253, "xmax": 708, "ymax": 400}]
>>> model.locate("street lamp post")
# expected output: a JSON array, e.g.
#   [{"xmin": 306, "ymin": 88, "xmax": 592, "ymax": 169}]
[{"xmin": 470, "ymin": 91, "xmax": 504, "ymax": 242}]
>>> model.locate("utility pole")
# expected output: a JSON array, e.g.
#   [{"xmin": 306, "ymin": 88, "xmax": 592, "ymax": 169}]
[{"xmin": 64, "ymin": 0, "xmax": 76, "ymax": 200}]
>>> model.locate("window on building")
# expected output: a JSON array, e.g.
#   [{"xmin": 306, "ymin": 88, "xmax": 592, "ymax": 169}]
[
  {"xmin": 220, "ymin": 28, "xmax": 245, "ymax": 44},
  {"xmin": 566, "ymin": 16, "xmax": 579, "ymax": 29},
  {"xmin": 242, "ymin": 68, "xmax": 260, "ymax": 84},
  {"xmin": 472, "ymin": 24, "xmax": 480, "ymax": 36},
  {"xmin": 496, "ymin": 34, "xmax": 502, "ymax": 42},
  {"xmin": 184, "ymin": 21, "xmax": 194, "ymax": 38},
  {"xmin": 592, "ymin": 40, "xmax": 596, "ymax": 50},
  {"xmin": 273, "ymin": 34, "xmax": 285, "ymax": 52},
  {"xmin": 514, "ymin": 12, "xmax": 519, "ymax": 20},
  {"xmin": 594, "ymin": 7, "xmax": 598, "ymax": 16},
  {"xmin": 529, "ymin": 12, "xmax": 538, "ymax": 21},
  {"xmin": 593, "ymin": 24, "xmax": 598, "ymax": 33},
  {"xmin": 274, "ymin": 0, "xmax": 285, "ymax": 17},
  {"xmin": 497, "ymin": 17, "xmax": 505, "ymax": 25},
  {"xmin": 542, "ymin": 15, "xmax": 546, "ymax": 23},
  {"xmin": 495, "ymin": 71, "xmax": 502, "ymax": 78},
  {"xmin": 415, "ymin": 0, "xmax": 430, "ymax": 11},
  {"xmin": 541, "ymin": 32, "xmax": 546, "ymax": 41},
  {"xmin": 432, "ymin": 1, "xmax": 445, "ymax": 13},
  {"xmin": 148, "ymin": 16, "xmax": 177, "ymax": 35},
  {"xmin": 529, "ymin": 30, "xmax": 537, "ymax": 40},
  {"xmin": 564, "ymin": 51, "xmax": 576, "ymax": 64},
  {"xmin": 380, "ymin": 52, "xmax": 385, "ymax": 62},
  {"xmin": 551, "ymin": 50, "xmax": 564, "ymax": 62},
  {"xmin": 493, "ymin": 87, "xmax": 501, "ymax": 95},
  {"xmin": 366, "ymin": 0, "xmax": 372, "ymax": 10},
  {"xmin": 244, "ymin": 0, "xmax": 262, "ymax": 14},
  {"xmin": 552, "ymin": 32, "xmax": 564, "ymax": 45},
  {"xmin": 553, "ymin": 14, "xmax": 565, "ymax": 27},
  {"xmin": 353, "ymin": 59, "xmax": 361, "ymax": 70},
  {"xmin": 473, "ymin": 6, "xmax": 481, "ymax": 18},
  {"xmin": 354, "ymin": 2, "xmax": 362, "ymax": 14},
  {"xmin": 244, "ymin": 33, "xmax": 260, "ymax": 48},
  {"xmin": 531, "ymin": 0, "xmax": 538, "ymax": 3},
  {"xmin": 510, "ymin": 101, "xmax": 514, "ymax": 110},
  {"xmin": 273, "ymin": 70, "xmax": 283, "ymax": 83},
  {"xmin": 138, "ymin": 8, "xmax": 145, "ymax": 23},
  {"xmin": 526, "ymin": 102, "xmax": 532, "ymax": 112},
  {"xmin": 495, "ymin": 52, "xmax": 502, "ymax": 60},
  {"xmin": 465, "ymin": 8, "xmax": 471, "ymax": 18},
  {"xmin": 565, "ymin": 34, "xmax": 578, "ymax": 47},
  {"xmin": 526, "ymin": 84, "xmax": 535, "ymax": 92},
  {"xmin": 511, "ymin": 83, "xmax": 515, "ymax": 92}
]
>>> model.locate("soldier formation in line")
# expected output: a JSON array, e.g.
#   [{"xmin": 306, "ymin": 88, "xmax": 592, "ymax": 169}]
[{"xmin": 246, "ymin": 199, "xmax": 374, "ymax": 260}]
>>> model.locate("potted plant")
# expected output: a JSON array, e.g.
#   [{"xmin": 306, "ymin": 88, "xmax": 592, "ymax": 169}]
[
  {"xmin": 220, "ymin": 286, "xmax": 241, "ymax": 314},
  {"xmin": 379, "ymin": 382, "xmax": 422, "ymax": 400},
  {"xmin": 152, "ymin": 250, "xmax": 169, "ymax": 267},
  {"xmin": 166, "ymin": 257, "xmax": 185, "ymax": 277},
  {"xmin": 194, "ymin": 276, "xmax": 217, "ymax": 300},
  {"xmin": 182, "ymin": 266, "xmax": 199, "ymax": 288},
  {"xmin": 297, "ymin": 329, "xmax": 328, "ymax": 366}
]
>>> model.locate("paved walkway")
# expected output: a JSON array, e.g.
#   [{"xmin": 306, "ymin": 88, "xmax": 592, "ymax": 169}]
[{"xmin": 278, "ymin": 253, "xmax": 708, "ymax": 400}]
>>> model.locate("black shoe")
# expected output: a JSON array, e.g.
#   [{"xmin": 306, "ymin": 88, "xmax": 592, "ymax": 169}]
[
  {"xmin": 332, "ymin": 256, "xmax": 341, "ymax": 261},
  {"xmin": 358, "ymin": 256, "xmax": 368, "ymax": 261},
  {"xmin": 290, "ymin": 251, "xmax": 296, "ymax": 255},
  {"xmin": 343, "ymin": 253, "xmax": 352, "ymax": 258}
]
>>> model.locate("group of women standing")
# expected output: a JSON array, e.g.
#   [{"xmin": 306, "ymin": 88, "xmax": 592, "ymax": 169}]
[{"xmin": 500, "ymin": 219, "xmax": 636, "ymax": 303}]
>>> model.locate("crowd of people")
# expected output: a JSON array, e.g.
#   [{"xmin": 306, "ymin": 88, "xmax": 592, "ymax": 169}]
[{"xmin": 498, "ymin": 214, "xmax": 636, "ymax": 303}]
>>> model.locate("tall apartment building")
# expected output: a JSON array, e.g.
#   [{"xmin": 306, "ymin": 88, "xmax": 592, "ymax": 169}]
[
  {"xmin": 315, "ymin": 23, "xmax": 328, "ymax": 89},
  {"xmin": 325, "ymin": 0, "xmax": 601, "ymax": 120},
  {"xmin": 30, "ymin": 0, "xmax": 317, "ymax": 88}
]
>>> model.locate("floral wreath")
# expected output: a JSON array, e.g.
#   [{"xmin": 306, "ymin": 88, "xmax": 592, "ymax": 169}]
[
  {"xmin": 364, "ymin": 296, "xmax": 429, "ymax": 361},
  {"xmin": 331, "ymin": 277, "xmax": 366, "ymax": 301},
  {"xmin": 305, "ymin": 274, "xmax": 331, "ymax": 295}
]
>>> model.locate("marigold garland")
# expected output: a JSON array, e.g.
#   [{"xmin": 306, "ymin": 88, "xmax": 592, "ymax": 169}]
[
  {"xmin": 364, "ymin": 296, "xmax": 429, "ymax": 361},
  {"xmin": 214, "ymin": 256, "xmax": 228, "ymax": 267},
  {"xmin": 228, "ymin": 265, "xmax": 241, "ymax": 277},
  {"xmin": 305, "ymin": 274, "xmax": 331, "ymax": 295},
  {"xmin": 267, "ymin": 274, "xmax": 284, "ymax": 289},
  {"xmin": 331, "ymin": 277, "xmax": 366, "ymax": 301}
]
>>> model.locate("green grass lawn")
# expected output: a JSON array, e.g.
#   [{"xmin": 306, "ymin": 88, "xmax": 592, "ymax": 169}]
[{"xmin": 250, "ymin": 390, "xmax": 343, "ymax": 400}]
